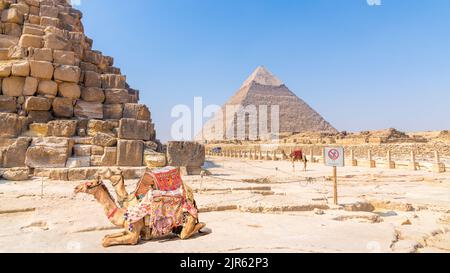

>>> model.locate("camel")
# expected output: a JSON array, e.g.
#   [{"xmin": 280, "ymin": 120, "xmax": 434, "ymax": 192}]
[
  {"xmin": 74, "ymin": 175, "xmax": 206, "ymax": 248},
  {"xmin": 283, "ymin": 149, "xmax": 308, "ymax": 172}
]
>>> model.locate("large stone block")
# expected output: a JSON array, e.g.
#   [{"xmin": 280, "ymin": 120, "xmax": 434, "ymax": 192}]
[
  {"xmin": 118, "ymin": 118, "xmax": 152, "ymax": 141},
  {"xmin": 68, "ymin": 168, "xmax": 98, "ymax": 181},
  {"xmin": 123, "ymin": 103, "xmax": 151, "ymax": 121},
  {"xmin": 74, "ymin": 145, "xmax": 91, "ymax": 157},
  {"xmin": 0, "ymin": 95, "xmax": 17, "ymax": 113},
  {"xmin": 58, "ymin": 82, "xmax": 80, "ymax": 99},
  {"xmin": 87, "ymin": 120, "xmax": 115, "ymax": 136},
  {"xmin": 23, "ymin": 77, "xmax": 38, "ymax": 96},
  {"xmin": 24, "ymin": 96, "xmax": 51, "ymax": 111},
  {"xmin": 91, "ymin": 132, "xmax": 117, "ymax": 147},
  {"xmin": 2, "ymin": 168, "xmax": 30, "ymax": 181},
  {"xmin": 18, "ymin": 34, "xmax": 43, "ymax": 48},
  {"xmin": 101, "ymin": 74, "xmax": 126, "ymax": 89},
  {"xmin": 91, "ymin": 147, "xmax": 117, "ymax": 166},
  {"xmin": 29, "ymin": 48, "xmax": 53, "ymax": 62},
  {"xmin": 2, "ymin": 137, "xmax": 31, "ymax": 168},
  {"xmin": 30, "ymin": 60, "xmax": 54, "ymax": 80},
  {"xmin": 53, "ymin": 50, "xmax": 75, "ymax": 65},
  {"xmin": 1, "ymin": 8, "xmax": 24, "ymax": 24},
  {"xmin": 104, "ymin": 89, "xmax": 129, "ymax": 104},
  {"xmin": 11, "ymin": 61, "xmax": 30, "ymax": 77},
  {"xmin": 28, "ymin": 123, "xmax": 49, "ymax": 137},
  {"xmin": 48, "ymin": 120, "xmax": 77, "ymax": 137},
  {"xmin": 84, "ymin": 71, "xmax": 101, "ymax": 87},
  {"xmin": 117, "ymin": 140, "xmax": 143, "ymax": 167},
  {"xmin": 103, "ymin": 104, "xmax": 123, "ymax": 119},
  {"xmin": 37, "ymin": 80, "xmax": 58, "ymax": 96},
  {"xmin": 2, "ymin": 76, "xmax": 25, "ymax": 96},
  {"xmin": 52, "ymin": 97, "xmax": 74, "ymax": 118},
  {"xmin": 0, "ymin": 62, "xmax": 12, "ymax": 77},
  {"xmin": 40, "ymin": 5, "xmax": 59, "ymax": 18},
  {"xmin": 27, "ymin": 110, "xmax": 53, "ymax": 123},
  {"xmin": 54, "ymin": 65, "xmax": 81, "ymax": 83},
  {"xmin": 66, "ymin": 157, "xmax": 90, "ymax": 168},
  {"xmin": 144, "ymin": 150, "xmax": 167, "ymax": 168},
  {"xmin": 74, "ymin": 100, "xmax": 103, "ymax": 119},
  {"xmin": 167, "ymin": 141, "xmax": 205, "ymax": 168},
  {"xmin": 25, "ymin": 137, "xmax": 73, "ymax": 168},
  {"xmin": 44, "ymin": 33, "xmax": 69, "ymax": 50},
  {"xmin": 81, "ymin": 87, "xmax": 105, "ymax": 103}
]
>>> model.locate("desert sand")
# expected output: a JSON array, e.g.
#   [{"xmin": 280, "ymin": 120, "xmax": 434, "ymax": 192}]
[{"xmin": 0, "ymin": 156, "xmax": 449, "ymax": 253}]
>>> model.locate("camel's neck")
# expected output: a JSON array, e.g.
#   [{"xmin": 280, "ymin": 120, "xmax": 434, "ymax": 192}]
[
  {"xmin": 93, "ymin": 186, "xmax": 121, "ymax": 224},
  {"xmin": 111, "ymin": 175, "xmax": 129, "ymax": 201}
]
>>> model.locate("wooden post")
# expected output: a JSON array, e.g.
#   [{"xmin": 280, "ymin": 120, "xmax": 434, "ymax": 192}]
[
  {"xmin": 351, "ymin": 150, "xmax": 358, "ymax": 166},
  {"xmin": 273, "ymin": 150, "xmax": 277, "ymax": 161},
  {"xmin": 310, "ymin": 148, "xmax": 314, "ymax": 163},
  {"xmin": 433, "ymin": 151, "xmax": 445, "ymax": 173},
  {"xmin": 368, "ymin": 150, "xmax": 376, "ymax": 168},
  {"xmin": 410, "ymin": 151, "xmax": 417, "ymax": 171},
  {"xmin": 333, "ymin": 166, "xmax": 338, "ymax": 205},
  {"xmin": 387, "ymin": 150, "xmax": 395, "ymax": 169}
]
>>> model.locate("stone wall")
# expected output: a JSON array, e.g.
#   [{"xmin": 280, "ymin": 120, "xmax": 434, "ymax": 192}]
[{"xmin": 0, "ymin": 0, "xmax": 158, "ymax": 178}]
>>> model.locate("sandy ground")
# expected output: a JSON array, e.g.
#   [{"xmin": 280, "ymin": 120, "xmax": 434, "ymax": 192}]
[{"xmin": 0, "ymin": 157, "xmax": 449, "ymax": 253}]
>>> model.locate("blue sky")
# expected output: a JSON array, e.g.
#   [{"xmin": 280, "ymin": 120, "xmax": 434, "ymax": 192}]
[{"xmin": 77, "ymin": 0, "xmax": 450, "ymax": 141}]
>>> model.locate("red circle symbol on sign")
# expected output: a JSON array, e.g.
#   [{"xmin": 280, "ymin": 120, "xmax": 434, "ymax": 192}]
[{"xmin": 328, "ymin": 149, "xmax": 340, "ymax": 161}]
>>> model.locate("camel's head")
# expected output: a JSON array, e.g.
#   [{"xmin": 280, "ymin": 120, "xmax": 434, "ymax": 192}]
[
  {"xmin": 99, "ymin": 168, "xmax": 113, "ymax": 180},
  {"xmin": 74, "ymin": 177, "xmax": 103, "ymax": 195}
]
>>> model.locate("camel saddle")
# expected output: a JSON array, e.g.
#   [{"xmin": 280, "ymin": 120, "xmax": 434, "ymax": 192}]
[{"xmin": 126, "ymin": 167, "xmax": 198, "ymax": 236}]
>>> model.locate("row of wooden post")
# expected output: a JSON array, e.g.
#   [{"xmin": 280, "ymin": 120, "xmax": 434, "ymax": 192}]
[{"xmin": 207, "ymin": 148, "xmax": 447, "ymax": 173}]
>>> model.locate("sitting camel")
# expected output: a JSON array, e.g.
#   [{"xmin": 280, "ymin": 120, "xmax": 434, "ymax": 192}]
[{"xmin": 74, "ymin": 175, "xmax": 205, "ymax": 248}]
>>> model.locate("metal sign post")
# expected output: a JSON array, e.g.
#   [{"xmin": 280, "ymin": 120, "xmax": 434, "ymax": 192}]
[{"xmin": 324, "ymin": 147, "xmax": 345, "ymax": 205}]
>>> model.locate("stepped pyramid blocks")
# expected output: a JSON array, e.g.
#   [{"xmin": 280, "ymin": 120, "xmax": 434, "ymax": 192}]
[
  {"xmin": 0, "ymin": 0, "xmax": 158, "ymax": 176},
  {"xmin": 198, "ymin": 66, "xmax": 337, "ymax": 142}
]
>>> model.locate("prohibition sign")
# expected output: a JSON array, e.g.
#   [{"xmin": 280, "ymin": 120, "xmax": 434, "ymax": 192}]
[{"xmin": 328, "ymin": 149, "xmax": 340, "ymax": 161}]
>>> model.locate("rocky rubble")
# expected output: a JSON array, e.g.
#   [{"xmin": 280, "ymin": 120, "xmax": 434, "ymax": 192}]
[{"xmin": 0, "ymin": 0, "xmax": 164, "ymax": 180}]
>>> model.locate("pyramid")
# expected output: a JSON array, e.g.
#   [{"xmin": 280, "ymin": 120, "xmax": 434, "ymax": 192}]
[
  {"xmin": 198, "ymin": 66, "xmax": 337, "ymax": 141},
  {"xmin": 0, "ymin": 0, "xmax": 158, "ymax": 178}
]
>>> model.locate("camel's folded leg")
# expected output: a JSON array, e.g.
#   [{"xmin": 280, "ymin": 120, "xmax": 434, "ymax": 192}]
[
  {"xmin": 179, "ymin": 215, "xmax": 206, "ymax": 240},
  {"xmin": 102, "ymin": 221, "xmax": 144, "ymax": 248},
  {"xmin": 103, "ymin": 231, "xmax": 128, "ymax": 240}
]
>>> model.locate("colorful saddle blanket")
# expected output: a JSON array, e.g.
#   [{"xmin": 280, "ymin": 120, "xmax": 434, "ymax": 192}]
[{"xmin": 125, "ymin": 167, "xmax": 198, "ymax": 236}]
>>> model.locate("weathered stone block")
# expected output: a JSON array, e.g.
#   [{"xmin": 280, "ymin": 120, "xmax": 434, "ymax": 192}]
[
  {"xmin": 0, "ymin": 95, "xmax": 17, "ymax": 113},
  {"xmin": 53, "ymin": 50, "xmax": 75, "ymax": 65},
  {"xmin": 48, "ymin": 120, "xmax": 77, "ymax": 137},
  {"xmin": 18, "ymin": 34, "xmax": 43, "ymax": 48},
  {"xmin": 30, "ymin": 60, "xmax": 54, "ymax": 80},
  {"xmin": 84, "ymin": 71, "xmax": 101, "ymax": 87},
  {"xmin": 11, "ymin": 61, "xmax": 30, "ymax": 77},
  {"xmin": 40, "ymin": 5, "xmax": 59, "ymax": 18},
  {"xmin": 41, "ymin": 16, "xmax": 59, "ymax": 28},
  {"xmin": 74, "ymin": 144, "xmax": 91, "ymax": 157},
  {"xmin": 0, "ymin": 62, "xmax": 12, "ymax": 77},
  {"xmin": 58, "ymin": 82, "xmax": 80, "ymax": 99},
  {"xmin": 118, "ymin": 118, "xmax": 152, "ymax": 141},
  {"xmin": 24, "ymin": 96, "xmax": 51, "ymax": 111},
  {"xmin": 66, "ymin": 157, "xmax": 90, "ymax": 168},
  {"xmin": 91, "ymin": 132, "xmax": 117, "ymax": 147},
  {"xmin": 2, "ymin": 76, "xmax": 25, "ymax": 96},
  {"xmin": 103, "ymin": 104, "xmax": 123, "ymax": 119},
  {"xmin": 123, "ymin": 103, "xmax": 151, "ymax": 121},
  {"xmin": 44, "ymin": 33, "xmax": 69, "ymax": 50},
  {"xmin": 23, "ymin": 77, "xmax": 38, "ymax": 96},
  {"xmin": 91, "ymin": 145, "xmax": 105, "ymax": 156},
  {"xmin": 101, "ymin": 74, "xmax": 126, "ymax": 89},
  {"xmin": 104, "ymin": 89, "xmax": 129, "ymax": 104},
  {"xmin": 2, "ymin": 168, "xmax": 30, "ymax": 181},
  {"xmin": 1, "ymin": 8, "xmax": 24, "ymax": 24},
  {"xmin": 49, "ymin": 169, "xmax": 68, "ymax": 181},
  {"xmin": 144, "ymin": 150, "xmax": 167, "ymax": 168},
  {"xmin": 87, "ymin": 120, "xmax": 114, "ymax": 136},
  {"xmin": 117, "ymin": 140, "xmax": 143, "ymax": 167},
  {"xmin": 27, "ymin": 110, "xmax": 53, "ymax": 123},
  {"xmin": 81, "ymin": 87, "xmax": 105, "ymax": 103},
  {"xmin": 29, "ymin": 123, "xmax": 49, "ymax": 137},
  {"xmin": 52, "ymin": 97, "xmax": 74, "ymax": 118},
  {"xmin": 29, "ymin": 48, "xmax": 53, "ymax": 62},
  {"xmin": 68, "ymin": 168, "xmax": 98, "ymax": 181},
  {"xmin": 2, "ymin": 137, "xmax": 31, "ymax": 168},
  {"xmin": 167, "ymin": 141, "xmax": 205, "ymax": 168},
  {"xmin": 25, "ymin": 137, "xmax": 73, "ymax": 168},
  {"xmin": 74, "ymin": 100, "xmax": 103, "ymax": 119},
  {"xmin": 38, "ymin": 80, "xmax": 58, "ymax": 96},
  {"xmin": 54, "ymin": 65, "xmax": 81, "ymax": 83}
]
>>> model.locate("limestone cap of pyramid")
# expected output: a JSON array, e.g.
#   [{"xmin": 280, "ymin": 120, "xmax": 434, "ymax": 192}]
[{"xmin": 241, "ymin": 66, "xmax": 284, "ymax": 88}]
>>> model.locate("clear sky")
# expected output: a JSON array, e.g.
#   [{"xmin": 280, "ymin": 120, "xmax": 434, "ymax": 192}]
[{"xmin": 76, "ymin": 0, "xmax": 450, "ymax": 141}]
